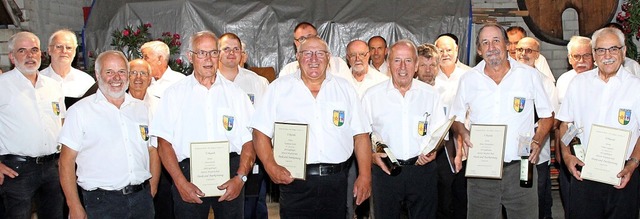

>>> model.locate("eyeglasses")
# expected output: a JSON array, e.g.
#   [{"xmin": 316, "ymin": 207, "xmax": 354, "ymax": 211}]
[
  {"xmin": 294, "ymin": 34, "xmax": 317, "ymax": 43},
  {"xmin": 51, "ymin": 44, "xmax": 75, "ymax": 52},
  {"xmin": 570, "ymin": 53, "xmax": 593, "ymax": 61},
  {"xmin": 190, "ymin": 50, "xmax": 220, "ymax": 59},
  {"xmin": 515, "ymin": 48, "xmax": 538, "ymax": 54},
  {"xmin": 594, "ymin": 46, "xmax": 623, "ymax": 56},
  {"xmin": 15, "ymin": 47, "xmax": 40, "ymax": 55},
  {"xmin": 299, "ymin": 50, "xmax": 328, "ymax": 59},
  {"xmin": 103, "ymin": 70, "xmax": 128, "ymax": 76},
  {"xmin": 129, "ymin": 70, "xmax": 150, "ymax": 77},
  {"xmin": 221, "ymin": 47, "xmax": 241, "ymax": 54},
  {"xmin": 347, "ymin": 52, "xmax": 368, "ymax": 59}
]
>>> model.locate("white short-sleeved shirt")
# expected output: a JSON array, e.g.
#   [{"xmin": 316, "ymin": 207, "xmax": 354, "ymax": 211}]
[
  {"xmin": 147, "ymin": 67, "xmax": 186, "ymax": 98},
  {"xmin": 58, "ymin": 91, "xmax": 151, "ymax": 191},
  {"xmin": 435, "ymin": 61, "xmax": 472, "ymax": 114},
  {"xmin": 450, "ymin": 58, "xmax": 553, "ymax": 162},
  {"xmin": 0, "ymin": 69, "xmax": 65, "ymax": 156},
  {"xmin": 279, "ymin": 56, "xmax": 353, "ymax": 81},
  {"xmin": 40, "ymin": 66, "xmax": 95, "ymax": 98},
  {"xmin": 232, "ymin": 68, "xmax": 269, "ymax": 106},
  {"xmin": 150, "ymin": 73, "xmax": 254, "ymax": 162},
  {"xmin": 556, "ymin": 68, "xmax": 640, "ymax": 160},
  {"xmin": 623, "ymin": 57, "xmax": 640, "ymax": 77},
  {"xmin": 535, "ymin": 54, "xmax": 555, "ymax": 83},
  {"xmin": 250, "ymin": 70, "xmax": 371, "ymax": 164},
  {"xmin": 347, "ymin": 66, "xmax": 388, "ymax": 98},
  {"xmin": 362, "ymin": 79, "xmax": 447, "ymax": 160},
  {"xmin": 370, "ymin": 61, "xmax": 390, "ymax": 77},
  {"xmin": 555, "ymin": 69, "xmax": 578, "ymax": 107},
  {"xmin": 535, "ymin": 67, "xmax": 558, "ymax": 164}
]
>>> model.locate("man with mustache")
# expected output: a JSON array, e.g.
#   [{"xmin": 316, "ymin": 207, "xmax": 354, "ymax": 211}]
[
  {"xmin": 450, "ymin": 24, "xmax": 554, "ymax": 218},
  {"xmin": 40, "ymin": 29, "xmax": 95, "ymax": 103},
  {"xmin": 58, "ymin": 50, "xmax": 159, "ymax": 219},
  {"xmin": 554, "ymin": 35, "xmax": 593, "ymax": 218},
  {"xmin": 415, "ymin": 43, "xmax": 439, "ymax": 86},
  {"xmin": 345, "ymin": 39, "xmax": 388, "ymax": 97},
  {"xmin": 0, "ymin": 31, "xmax": 65, "ymax": 219},
  {"xmin": 368, "ymin": 36, "xmax": 390, "ymax": 77},
  {"xmin": 558, "ymin": 27, "xmax": 640, "ymax": 219}
]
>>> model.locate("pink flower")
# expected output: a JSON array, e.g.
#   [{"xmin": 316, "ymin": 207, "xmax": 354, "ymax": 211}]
[
  {"xmin": 134, "ymin": 29, "xmax": 141, "ymax": 36},
  {"xmin": 144, "ymin": 23, "xmax": 152, "ymax": 28},
  {"xmin": 173, "ymin": 33, "xmax": 180, "ymax": 40},
  {"xmin": 174, "ymin": 41, "xmax": 182, "ymax": 46},
  {"xmin": 162, "ymin": 32, "xmax": 170, "ymax": 37},
  {"xmin": 123, "ymin": 29, "xmax": 130, "ymax": 37},
  {"xmin": 176, "ymin": 59, "xmax": 183, "ymax": 65}
]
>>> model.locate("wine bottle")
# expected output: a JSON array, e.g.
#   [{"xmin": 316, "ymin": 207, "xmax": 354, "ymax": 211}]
[
  {"xmin": 569, "ymin": 137, "xmax": 583, "ymax": 171},
  {"xmin": 520, "ymin": 155, "xmax": 533, "ymax": 188},
  {"xmin": 371, "ymin": 134, "xmax": 401, "ymax": 175}
]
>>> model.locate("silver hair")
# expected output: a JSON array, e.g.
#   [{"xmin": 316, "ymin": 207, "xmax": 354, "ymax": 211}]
[
  {"xmin": 388, "ymin": 39, "xmax": 418, "ymax": 62},
  {"xmin": 591, "ymin": 27, "xmax": 625, "ymax": 50},
  {"xmin": 95, "ymin": 50, "xmax": 129, "ymax": 76},
  {"xmin": 8, "ymin": 32, "xmax": 40, "ymax": 51},
  {"xmin": 566, "ymin": 36, "xmax": 591, "ymax": 54},
  {"xmin": 188, "ymin": 31, "xmax": 217, "ymax": 52},
  {"xmin": 140, "ymin": 40, "xmax": 170, "ymax": 62},
  {"xmin": 48, "ymin": 29, "xmax": 78, "ymax": 47}
]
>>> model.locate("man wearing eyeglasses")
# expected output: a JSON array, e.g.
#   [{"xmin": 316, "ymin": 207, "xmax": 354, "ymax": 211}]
[
  {"xmin": 515, "ymin": 36, "xmax": 558, "ymax": 219},
  {"xmin": 218, "ymin": 33, "xmax": 268, "ymax": 106},
  {"xmin": 557, "ymin": 27, "xmax": 640, "ymax": 219},
  {"xmin": 40, "ymin": 29, "xmax": 95, "ymax": 105},
  {"xmin": 345, "ymin": 39, "xmax": 388, "ymax": 97},
  {"xmin": 251, "ymin": 36, "xmax": 372, "ymax": 218},
  {"xmin": 141, "ymin": 41, "xmax": 186, "ymax": 99},
  {"xmin": 507, "ymin": 26, "xmax": 555, "ymax": 84},
  {"xmin": 59, "ymin": 50, "xmax": 159, "ymax": 219},
  {"xmin": 0, "ymin": 31, "xmax": 65, "ymax": 219},
  {"xmin": 278, "ymin": 22, "xmax": 352, "ymax": 81},
  {"xmin": 150, "ymin": 31, "xmax": 256, "ymax": 219},
  {"xmin": 128, "ymin": 59, "xmax": 159, "ymax": 117},
  {"xmin": 554, "ymin": 35, "xmax": 593, "ymax": 218}
]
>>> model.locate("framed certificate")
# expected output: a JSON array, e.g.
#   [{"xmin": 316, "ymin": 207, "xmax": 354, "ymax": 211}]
[
  {"xmin": 465, "ymin": 124, "xmax": 507, "ymax": 179},
  {"xmin": 190, "ymin": 141, "xmax": 230, "ymax": 197},
  {"xmin": 581, "ymin": 124, "xmax": 631, "ymax": 186},
  {"xmin": 421, "ymin": 116, "xmax": 456, "ymax": 155},
  {"xmin": 273, "ymin": 122, "xmax": 309, "ymax": 180}
]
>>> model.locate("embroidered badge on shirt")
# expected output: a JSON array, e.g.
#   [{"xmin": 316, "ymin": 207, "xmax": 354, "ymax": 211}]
[
  {"xmin": 333, "ymin": 110, "xmax": 345, "ymax": 127},
  {"xmin": 618, "ymin": 108, "xmax": 631, "ymax": 125},
  {"xmin": 139, "ymin": 125, "xmax": 149, "ymax": 141},
  {"xmin": 418, "ymin": 112, "xmax": 431, "ymax": 136},
  {"xmin": 51, "ymin": 102, "xmax": 60, "ymax": 116},
  {"xmin": 247, "ymin": 94, "xmax": 255, "ymax": 105},
  {"xmin": 513, "ymin": 97, "xmax": 526, "ymax": 113},
  {"xmin": 223, "ymin": 115, "xmax": 234, "ymax": 131}
]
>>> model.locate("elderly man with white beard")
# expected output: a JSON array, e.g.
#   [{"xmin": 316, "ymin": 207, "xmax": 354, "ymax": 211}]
[{"xmin": 346, "ymin": 39, "xmax": 388, "ymax": 97}]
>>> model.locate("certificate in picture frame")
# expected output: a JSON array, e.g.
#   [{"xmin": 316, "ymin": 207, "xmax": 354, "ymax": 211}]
[
  {"xmin": 273, "ymin": 122, "xmax": 309, "ymax": 180},
  {"xmin": 465, "ymin": 124, "xmax": 507, "ymax": 179}
]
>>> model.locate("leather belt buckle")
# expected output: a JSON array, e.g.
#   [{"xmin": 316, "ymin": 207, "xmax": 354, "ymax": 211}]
[{"xmin": 318, "ymin": 165, "xmax": 330, "ymax": 176}]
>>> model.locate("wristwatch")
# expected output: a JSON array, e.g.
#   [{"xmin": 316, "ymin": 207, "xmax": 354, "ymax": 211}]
[
  {"xmin": 628, "ymin": 157, "xmax": 640, "ymax": 167},
  {"xmin": 237, "ymin": 173, "xmax": 247, "ymax": 183}
]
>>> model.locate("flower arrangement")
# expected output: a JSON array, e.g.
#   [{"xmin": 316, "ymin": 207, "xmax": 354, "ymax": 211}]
[
  {"xmin": 109, "ymin": 23, "xmax": 192, "ymax": 75},
  {"xmin": 617, "ymin": 1, "xmax": 640, "ymax": 60}
]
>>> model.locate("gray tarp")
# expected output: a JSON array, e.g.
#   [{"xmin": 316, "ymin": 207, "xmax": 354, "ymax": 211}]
[{"xmin": 84, "ymin": 0, "xmax": 471, "ymax": 74}]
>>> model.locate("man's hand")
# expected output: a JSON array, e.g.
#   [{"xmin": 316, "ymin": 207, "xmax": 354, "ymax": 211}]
[
  {"xmin": 217, "ymin": 176, "xmax": 244, "ymax": 202},
  {"xmin": 454, "ymin": 154, "xmax": 463, "ymax": 173},
  {"xmin": 529, "ymin": 141, "xmax": 542, "ymax": 164},
  {"xmin": 371, "ymin": 153, "xmax": 391, "ymax": 175},
  {"xmin": 175, "ymin": 180, "xmax": 205, "ymax": 204},
  {"xmin": 562, "ymin": 154, "xmax": 584, "ymax": 181},
  {"xmin": 68, "ymin": 206, "xmax": 87, "ymax": 219},
  {"xmin": 0, "ymin": 162, "xmax": 18, "ymax": 185},
  {"xmin": 416, "ymin": 152, "xmax": 436, "ymax": 166},
  {"xmin": 265, "ymin": 164, "xmax": 294, "ymax": 184},
  {"xmin": 353, "ymin": 175, "xmax": 371, "ymax": 205},
  {"xmin": 150, "ymin": 184, "xmax": 158, "ymax": 198},
  {"xmin": 615, "ymin": 162, "xmax": 638, "ymax": 189}
]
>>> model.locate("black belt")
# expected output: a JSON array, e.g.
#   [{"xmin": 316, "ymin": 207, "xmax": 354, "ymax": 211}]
[
  {"xmin": 94, "ymin": 180, "xmax": 149, "ymax": 195},
  {"xmin": 0, "ymin": 153, "xmax": 60, "ymax": 164},
  {"xmin": 306, "ymin": 160, "xmax": 350, "ymax": 176},
  {"xmin": 397, "ymin": 156, "xmax": 419, "ymax": 166}
]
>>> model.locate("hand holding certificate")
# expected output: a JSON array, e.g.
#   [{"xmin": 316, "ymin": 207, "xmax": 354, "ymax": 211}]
[
  {"xmin": 273, "ymin": 122, "xmax": 309, "ymax": 180},
  {"xmin": 465, "ymin": 124, "xmax": 507, "ymax": 179},
  {"xmin": 190, "ymin": 141, "xmax": 230, "ymax": 197},
  {"xmin": 581, "ymin": 124, "xmax": 631, "ymax": 186}
]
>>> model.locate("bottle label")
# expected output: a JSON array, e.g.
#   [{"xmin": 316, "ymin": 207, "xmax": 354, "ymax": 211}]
[
  {"xmin": 520, "ymin": 158, "xmax": 529, "ymax": 181},
  {"xmin": 573, "ymin": 144, "xmax": 585, "ymax": 161},
  {"xmin": 383, "ymin": 148, "xmax": 399, "ymax": 163}
]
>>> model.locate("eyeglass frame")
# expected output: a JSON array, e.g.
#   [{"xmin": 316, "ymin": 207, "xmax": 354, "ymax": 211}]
[
  {"xmin": 190, "ymin": 50, "xmax": 220, "ymax": 59},
  {"xmin": 50, "ymin": 44, "xmax": 76, "ymax": 52},
  {"xmin": 594, "ymin": 46, "xmax": 624, "ymax": 56},
  {"xmin": 128, "ymin": 70, "xmax": 150, "ymax": 77},
  {"xmin": 570, "ymin": 53, "xmax": 593, "ymax": 61},
  {"xmin": 294, "ymin": 34, "xmax": 318, "ymax": 43},
  {"xmin": 298, "ymin": 50, "xmax": 329, "ymax": 59},
  {"xmin": 347, "ymin": 52, "xmax": 369, "ymax": 59},
  {"xmin": 515, "ymin": 48, "xmax": 539, "ymax": 54}
]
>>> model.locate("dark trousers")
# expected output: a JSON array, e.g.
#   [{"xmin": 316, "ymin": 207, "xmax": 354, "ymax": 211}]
[
  {"xmin": 173, "ymin": 155, "xmax": 243, "ymax": 219},
  {"xmin": 0, "ymin": 158, "xmax": 63, "ymax": 219},
  {"xmin": 279, "ymin": 168, "xmax": 348, "ymax": 218},
  {"xmin": 451, "ymin": 161, "xmax": 467, "ymax": 219},
  {"xmin": 154, "ymin": 166, "xmax": 174, "ymax": 219},
  {"xmin": 373, "ymin": 161, "xmax": 437, "ymax": 219},
  {"xmin": 82, "ymin": 184, "xmax": 154, "ymax": 218},
  {"xmin": 568, "ymin": 167, "xmax": 639, "ymax": 219},
  {"xmin": 244, "ymin": 162, "xmax": 268, "ymax": 219},
  {"xmin": 436, "ymin": 140, "xmax": 467, "ymax": 219},
  {"xmin": 536, "ymin": 162, "xmax": 552, "ymax": 219},
  {"xmin": 556, "ymin": 158, "xmax": 571, "ymax": 219}
]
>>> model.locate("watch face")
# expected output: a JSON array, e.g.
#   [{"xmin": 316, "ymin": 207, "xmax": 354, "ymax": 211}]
[{"xmin": 240, "ymin": 175, "xmax": 247, "ymax": 182}]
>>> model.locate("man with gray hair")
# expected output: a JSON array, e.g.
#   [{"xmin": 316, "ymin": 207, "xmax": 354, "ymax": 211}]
[
  {"xmin": 0, "ymin": 31, "xmax": 65, "ymax": 219},
  {"xmin": 59, "ymin": 50, "xmax": 159, "ymax": 218},
  {"xmin": 415, "ymin": 43, "xmax": 439, "ymax": 86},
  {"xmin": 40, "ymin": 29, "xmax": 95, "ymax": 103},
  {"xmin": 345, "ymin": 39, "xmax": 388, "ymax": 97},
  {"xmin": 141, "ymin": 40, "xmax": 186, "ymax": 98},
  {"xmin": 558, "ymin": 27, "xmax": 640, "ymax": 218}
]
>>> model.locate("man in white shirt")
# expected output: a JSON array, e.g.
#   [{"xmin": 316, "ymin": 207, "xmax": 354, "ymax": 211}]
[
  {"xmin": 368, "ymin": 36, "xmax": 390, "ymax": 77},
  {"xmin": 450, "ymin": 24, "xmax": 554, "ymax": 219},
  {"xmin": 59, "ymin": 50, "xmax": 159, "ymax": 219},
  {"xmin": 128, "ymin": 59, "xmax": 159, "ymax": 117},
  {"xmin": 515, "ymin": 37, "xmax": 558, "ymax": 219},
  {"xmin": 415, "ymin": 43, "xmax": 439, "ymax": 86},
  {"xmin": 0, "ymin": 31, "xmax": 65, "ymax": 219},
  {"xmin": 278, "ymin": 22, "xmax": 352, "ymax": 80},
  {"xmin": 251, "ymin": 37, "xmax": 372, "ymax": 218},
  {"xmin": 558, "ymin": 27, "xmax": 640, "ymax": 219},
  {"xmin": 363, "ymin": 39, "xmax": 446, "ymax": 218},
  {"xmin": 217, "ymin": 33, "xmax": 269, "ymax": 105},
  {"xmin": 150, "ymin": 31, "xmax": 255, "ymax": 219},
  {"xmin": 40, "ymin": 29, "xmax": 95, "ymax": 103},
  {"xmin": 141, "ymin": 41, "xmax": 186, "ymax": 98},
  {"xmin": 346, "ymin": 39, "xmax": 388, "ymax": 97},
  {"xmin": 507, "ymin": 26, "xmax": 555, "ymax": 83}
]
